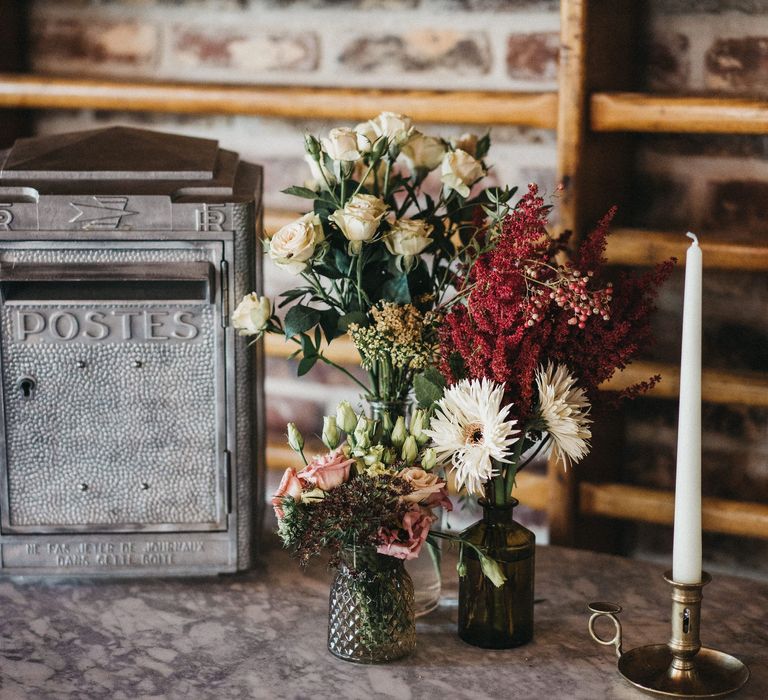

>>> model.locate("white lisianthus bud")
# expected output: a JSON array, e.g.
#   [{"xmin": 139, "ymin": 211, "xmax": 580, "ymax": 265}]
[
  {"xmin": 336, "ymin": 401, "xmax": 358, "ymax": 434},
  {"xmin": 401, "ymin": 131, "xmax": 446, "ymax": 171},
  {"xmin": 287, "ymin": 423, "xmax": 304, "ymax": 453},
  {"xmin": 322, "ymin": 416, "xmax": 340, "ymax": 450},
  {"xmin": 453, "ymin": 132, "xmax": 479, "ymax": 157},
  {"xmin": 390, "ymin": 416, "xmax": 407, "ymax": 449},
  {"xmin": 329, "ymin": 194, "xmax": 388, "ymax": 249},
  {"xmin": 268, "ymin": 212, "xmax": 325, "ymax": 275},
  {"xmin": 384, "ymin": 219, "xmax": 433, "ymax": 258},
  {"xmin": 409, "ymin": 409, "xmax": 430, "ymax": 446},
  {"xmin": 401, "ymin": 435, "xmax": 418, "ymax": 465},
  {"xmin": 440, "ymin": 148, "xmax": 485, "ymax": 198},
  {"xmin": 355, "ymin": 121, "xmax": 379, "ymax": 154},
  {"xmin": 421, "ymin": 447, "xmax": 437, "ymax": 471},
  {"xmin": 231, "ymin": 293, "xmax": 271, "ymax": 337},
  {"xmin": 304, "ymin": 154, "xmax": 336, "ymax": 189},
  {"xmin": 322, "ymin": 127, "xmax": 361, "ymax": 162},
  {"xmin": 371, "ymin": 112, "xmax": 414, "ymax": 145}
]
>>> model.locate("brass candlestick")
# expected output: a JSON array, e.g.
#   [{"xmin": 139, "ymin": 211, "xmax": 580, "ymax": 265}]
[{"xmin": 588, "ymin": 571, "xmax": 749, "ymax": 698}]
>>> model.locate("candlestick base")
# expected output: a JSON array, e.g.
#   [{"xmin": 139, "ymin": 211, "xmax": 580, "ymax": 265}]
[
  {"xmin": 588, "ymin": 571, "xmax": 749, "ymax": 698},
  {"xmin": 618, "ymin": 644, "xmax": 749, "ymax": 698}
]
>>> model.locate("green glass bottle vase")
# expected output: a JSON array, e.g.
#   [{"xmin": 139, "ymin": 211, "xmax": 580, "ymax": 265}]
[{"xmin": 458, "ymin": 498, "xmax": 535, "ymax": 648}]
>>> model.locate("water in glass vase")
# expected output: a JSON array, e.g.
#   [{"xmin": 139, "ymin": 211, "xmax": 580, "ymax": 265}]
[
  {"xmin": 458, "ymin": 498, "xmax": 535, "ymax": 648},
  {"xmin": 366, "ymin": 398, "xmax": 442, "ymax": 617}
]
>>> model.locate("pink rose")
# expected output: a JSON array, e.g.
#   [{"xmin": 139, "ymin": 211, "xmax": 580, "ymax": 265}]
[
  {"xmin": 376, "ymin": 504, "xmax": 436, "ymax": 561},
  {"xmin": 298, "ymin": 447, "xmax": 355, "ymax": 491},
  {"xmin": 397, "ymin": 467, "xmax": 453, "ymax": 511},
  {"xmin": 271, "ymin": 468, "xmax": 304, "ymax": 519}
]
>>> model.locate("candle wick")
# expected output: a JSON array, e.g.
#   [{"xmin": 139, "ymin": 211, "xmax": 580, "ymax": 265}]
[{"xmin": 686, "ymin": 232, "xmax": 699, "ymax": 245}]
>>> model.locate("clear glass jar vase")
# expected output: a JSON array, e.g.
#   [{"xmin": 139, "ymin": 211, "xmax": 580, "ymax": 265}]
[
  {"xmin": 366, "ymin": 397, "xmax": 442, "ymax": 617},
  {"xmin": 457, "ymin": 498, "xmax": 535, "ymax": 648},
  {"xmin": 327, "ymin": 546, "xmax": 416, "ymax": 663}
]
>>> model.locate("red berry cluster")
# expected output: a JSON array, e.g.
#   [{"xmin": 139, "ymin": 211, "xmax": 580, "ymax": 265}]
[{"xmin": 439, "ymin": 184, "xmax": 675, "ymax": 420}]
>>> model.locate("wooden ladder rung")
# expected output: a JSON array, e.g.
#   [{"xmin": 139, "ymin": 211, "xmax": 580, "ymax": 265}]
[
  {"xmin": 603, "ymin": 361, "xmax": 768, "ymax": 407},
  {"xmin": 0, "ymin": 73, "xmax": 559, "ymax": 128},
  {"xmin": 607, "ymin": 228, "xmax": 768, "ymax": 271},
  {"xmin": 580, "ymin": 481, "xmax": 768, "ymax": 540},
  {"xmin": 592, "ymin": 92, "xmax": 768, "ymax": 135}
]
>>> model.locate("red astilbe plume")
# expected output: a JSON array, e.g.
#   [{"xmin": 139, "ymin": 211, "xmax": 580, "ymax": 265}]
[{"xmin": 439, "ymin": 184, "xmax": 675, "ymax": 422}]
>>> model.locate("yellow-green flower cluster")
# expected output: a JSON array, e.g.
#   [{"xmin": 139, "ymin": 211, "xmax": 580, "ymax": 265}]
[{"xmin": 348, "ymin": 302, "xmax": 438, "ymax": 372}]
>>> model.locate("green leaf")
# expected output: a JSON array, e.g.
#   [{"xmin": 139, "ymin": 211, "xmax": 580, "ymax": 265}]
[
  {"xmin": 448, "ymin": 351, "xmax": 466, "ymax": 381},
  {"xmin": 414, "ymin": 372, "xmax": 445, "ymax": 408},
  {"xmin": 281, "ymin": 185, "xmax": 320, "ymax": 200},
  {"xmin": 475, "ymin": 132, "xmax": 491, "ymax": 160},
  {"xmin": 381, "ymin": 274, "xmax": 410, "ymax": 304},
  {"xmin": 338, "ymin": 311, "xmax": 369, "ymax": 332},
  {"xmin": 319, "ymin": 309, "xmax": 340, "ymax": 342},
  {"xmin": 277, "ymin": 287, "xmax": 310, "ymax": 308},
  {"xmin": 284, "ymin": 305, "xmax": 320, "ymax": 338},
  {"xmin": 407, "ymin": 261, "xmax": 432, "ymax": 300},
  {"xmin": 313, "ymin": 262, "xmax": 343, "ymax": 280},
  {"xmin": 299, "ymin": 332, "xmax": 317, "ymax": 358},
  {"xmin": 423, "ymin": 366, "xmax": 447, "ymax": 389},
  {"xmin": 297, "ymin": 354, "xmax": 319, "ymax": 376},
  {"xmin": 333, "ymin": 247, "xmax": 351, "ymax": 273}
]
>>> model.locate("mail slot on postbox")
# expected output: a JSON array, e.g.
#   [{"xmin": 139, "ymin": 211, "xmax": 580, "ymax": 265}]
[{"xmin": 0, "ymin": 126, "xmax": 264, "ymax": 575}]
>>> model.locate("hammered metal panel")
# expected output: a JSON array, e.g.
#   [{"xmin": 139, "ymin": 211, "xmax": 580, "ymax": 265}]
[
  {"xmin": 1, "ymin": 302, "xmax": 219, "ymax": 528},
  {"xmin": 0, "ymin": 248, "xmax": 208, "ymax": 266}
]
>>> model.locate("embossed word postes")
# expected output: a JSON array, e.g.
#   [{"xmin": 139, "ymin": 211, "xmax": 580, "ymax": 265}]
[{"xmin": 12, "ymin": 306, "xmax": 205, "ymax": 344}]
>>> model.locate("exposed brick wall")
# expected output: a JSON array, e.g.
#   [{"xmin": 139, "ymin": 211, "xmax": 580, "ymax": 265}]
[
  {"xmin": 23, "ymin": 0, "xmax": 768, "ymax": 576},
  {"xmin": 628, "ymin": 0, "xmax": 768, "ymax": 579}
]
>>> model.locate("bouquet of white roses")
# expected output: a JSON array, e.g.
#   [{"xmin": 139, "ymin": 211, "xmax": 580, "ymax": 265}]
[{"xmin": 233, "ymin": 112, "xmax": 514, "ymax": 403}]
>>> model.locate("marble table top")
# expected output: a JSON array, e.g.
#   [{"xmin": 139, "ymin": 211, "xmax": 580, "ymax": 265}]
[{"xmin": 0, "ymin": 543, "xmax": 765, "ymax": 700}]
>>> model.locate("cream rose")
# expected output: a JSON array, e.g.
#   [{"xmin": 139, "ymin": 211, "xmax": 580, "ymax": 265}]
[
  {"xmin": 401, "ymin": 131, "xmax": 445, "ymax": 171},
  {"xmin": 398, "ymin": 467, "xmax": 443, "ymax": 503},
  {"xmin": 231, "ymin": 293, "xmax": 271, "ymax": 336},
  {"xmin": 453, "ymin": 132, "xmax": 479, "ymax": 157},
  {"xmin": 371, "ymin": 111, "xmax": 413, "ymax": 145},
  {"xmin": 268, "ymin": 212, "xmax": 325, "ymax": 275},
  {"xmin": 355, "ymin": 121, "xmax": 379, "ymax": 154},
  {"xmin": 384, "ymin": 218, "xmax": 433, "ymax": 257},
  {"xmin": 322, "ymin": 127, "xmax": 361, "ymax": 161},
  {"xmin": 329, "ymin": 194, "xmax": 388, "ymax": 248},
  {"xmin": 440, "ymin": 148, "xmax": 485, "ymax": 197}
]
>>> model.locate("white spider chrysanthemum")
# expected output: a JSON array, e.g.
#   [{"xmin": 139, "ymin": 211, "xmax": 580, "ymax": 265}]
[
  {"xmin": 424, "ymin": 378, "xmax": 519, "ymax": 495},
  {"xmin": 535, "ymin": 362, "xmax": 592, "ymax": 467}
]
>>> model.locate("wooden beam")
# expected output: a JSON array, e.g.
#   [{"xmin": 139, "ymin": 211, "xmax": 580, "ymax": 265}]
[
  {"xmin": 607, "ymin": 228, "xmax": 768, "ymax": 271},
  {"xmin": 268, "ymin": 214, "xmax": 768, "ymax": 272},
  {"xmin": 0, "ymin": 74, "xmax": 559, "ymax": 128},
  {"xmin": 592, "ymin": 93, "xmax": 768, "ymax": 134},
  {"xmin": 581, "ymin": 482, "xmax": 768, "ymax": 540},
  {"xmin": 264, "ymin": 332, "xmax": 360, "ymax": 366},
  {"xmin": 603, "ymin": 362, "xmax": 768, "ymax": 407}
]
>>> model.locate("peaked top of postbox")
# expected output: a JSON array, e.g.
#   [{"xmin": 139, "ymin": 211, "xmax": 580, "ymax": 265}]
[{"xmin": 1, "ymin": 126, "xmax": 220, "ymax": 181}]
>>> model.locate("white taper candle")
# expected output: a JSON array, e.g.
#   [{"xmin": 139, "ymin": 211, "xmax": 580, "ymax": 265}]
[{"xmin": 672, "ymin": 232, "xmax": 703, "ymax": 584}]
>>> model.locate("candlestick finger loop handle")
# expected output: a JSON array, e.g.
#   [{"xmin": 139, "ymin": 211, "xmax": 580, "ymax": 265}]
[{"xmin": 587, "ymin": 602, "xmax": 623, "ymax": 658}]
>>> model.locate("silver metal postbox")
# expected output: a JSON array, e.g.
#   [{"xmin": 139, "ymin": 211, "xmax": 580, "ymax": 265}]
[{"xmin": 0, "ymin": 126, "xmax": 264, "ymax": 575}]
